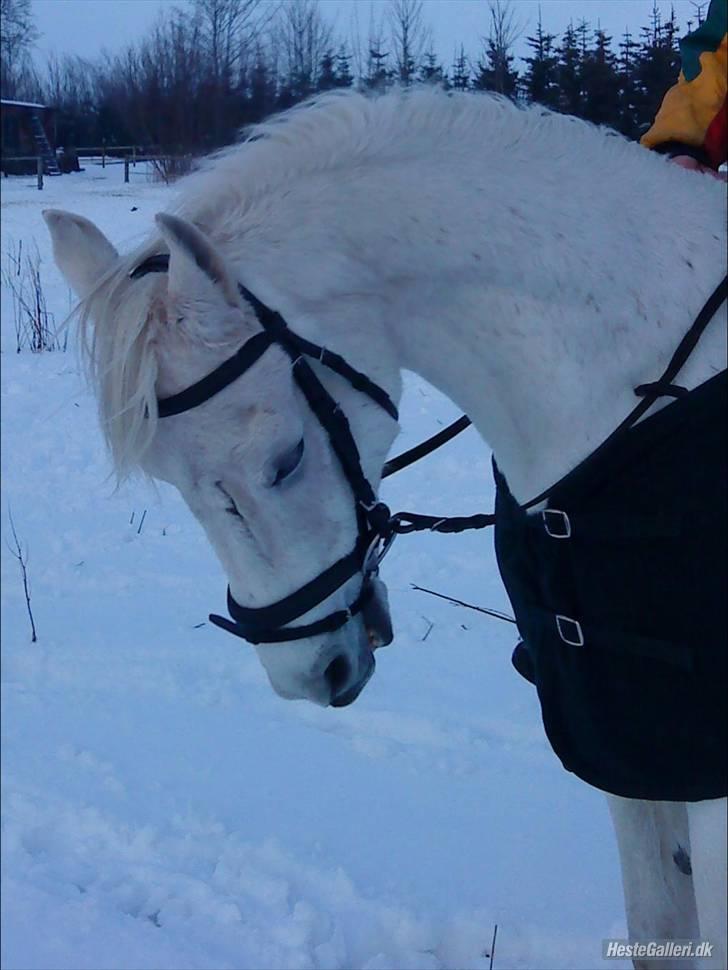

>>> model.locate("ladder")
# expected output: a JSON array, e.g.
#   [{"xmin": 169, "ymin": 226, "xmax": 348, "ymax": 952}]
[{"xmin": 30, "ymin": 112, "xmax": 61, "ymax": 176}]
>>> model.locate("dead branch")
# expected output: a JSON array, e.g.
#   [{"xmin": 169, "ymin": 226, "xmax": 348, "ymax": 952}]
[{"xmin": 6, "ymin": 508, "xmax": 37, "ymax": 642}]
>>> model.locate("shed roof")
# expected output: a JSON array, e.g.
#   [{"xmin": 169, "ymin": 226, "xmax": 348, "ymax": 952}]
[{"xmin": 1, "ymin": 99, "xmax": 48, "ymax": 110}]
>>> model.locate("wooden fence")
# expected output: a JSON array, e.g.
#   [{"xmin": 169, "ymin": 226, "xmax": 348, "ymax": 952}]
[
  {"xmin": 123, "ymin": 154, "xmax": 193, "ymax": 183},
  {"xmin": 1, "ymin": 155, "xmax": 45, "ymax": 188},
  {"xmin": 75, "ymin": 143, "xmax": 149, "ymax": 168},
  {"xmin": 2, "ymin": 151, "xmax": 192, "ymax": 189}
]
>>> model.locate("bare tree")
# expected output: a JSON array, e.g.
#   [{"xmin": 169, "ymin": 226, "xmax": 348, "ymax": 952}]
[
  {"xmin": 43, "ymin": 53, "xmax": 98, "ymax": 113},
  {"xmin": 472, "ymin": 0, "xmax": 523, "ymax": 98},
  {"xmin": 366, "ymin": 16, "xmax": 391, "ymax": 91},
  {"xmin": 1, "ymin": 0, "xmax": 39, "ymax": 97},
  {"xmin": 100, "ymin": 8, "xmax": 207, "ymax": 152},
  {"xmin": 193, "ymin": 0, "xmax": 263, "ymax": 143},
  {"xmin": 688, "ymin": 1, "xmax": 707, "ymax": 27},
  {"xmin": 194, "ymin": 0, "xmax": 265, "ymax": 89},
  {"xmin": 387, "ymin": 0, "xmax": 429, "ymax": 86},
  {"xmin": 272, "ymin": 0, "xmax": 333, "ymax": 102}
]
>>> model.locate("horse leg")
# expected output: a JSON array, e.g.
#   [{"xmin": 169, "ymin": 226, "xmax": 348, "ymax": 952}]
[
  {"xmin": 686, "ymin": 797, "xmax": 727, "ymax": 970},
  {"xmin": 607, "ymin": 794, "xmax": 699, "ymax": 970}
]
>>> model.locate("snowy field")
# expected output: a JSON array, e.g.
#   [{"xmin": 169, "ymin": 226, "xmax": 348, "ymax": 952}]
[{"xmin": 1, "ymin": 162, "xmax": 631, "ymax": 970}]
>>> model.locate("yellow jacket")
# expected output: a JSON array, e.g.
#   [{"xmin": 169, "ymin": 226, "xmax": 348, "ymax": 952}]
[{"xmin": 642, "ymin": 0, "xmax": 727, "ymax": 169}]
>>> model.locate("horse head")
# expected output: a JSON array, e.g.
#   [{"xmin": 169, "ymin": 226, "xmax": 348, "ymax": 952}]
[{"xmin": 44, "ymin": 208, "xmax": 400, "ymax": 707}]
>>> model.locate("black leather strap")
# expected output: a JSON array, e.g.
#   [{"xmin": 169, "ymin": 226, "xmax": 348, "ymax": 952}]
[
  {"xmin": 391, "ymin": 510, "xmax": 496, "ymax": 534},
  {"xmin": 157, "ymin": 330, "xmax": 276, "ymax": 417},
  {"xmin": 130, "ymin": 245, "xmax": 725, "ymax": 647},
  {"xmin": 129, "ymin": 253, "xmax": 171, "ymax": 279},
  {"xmin": 220, "ymin": 531, "xmax": 371, "ymax": 633},
  {"xmin": 383, "ymin": 415, "xmax": 472, "ymax": 479},
  {"xmin": 523, "ymin": 275, "xmax": 727, "ymax": 510},
  {"xmin": 238, "ymin": 283, "xmax": 399, "ymax": 420},
  {"xmin": 210, "ymin": 581, "xmax": 374, "ymax": 644}
]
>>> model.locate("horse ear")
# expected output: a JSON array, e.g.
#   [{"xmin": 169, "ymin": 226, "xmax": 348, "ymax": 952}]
[
  {"xmin": 43, "ymin": 209, "xmax": 119, "ymax": 298},
  {"xmin": 154, "ymin": 213, "xmax": 241, "ymax": 310}
]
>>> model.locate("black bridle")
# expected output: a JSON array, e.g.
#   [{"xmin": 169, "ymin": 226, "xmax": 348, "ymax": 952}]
[
  {"xmin": 131, "ymin": 254, "xmax": 726, "ymax": 645},
  {"xmin": 132, "ymin": 254, "xmax": 408, "ymax": 644}
]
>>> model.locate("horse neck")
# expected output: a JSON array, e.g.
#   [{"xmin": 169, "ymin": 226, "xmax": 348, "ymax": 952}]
[{"xmin": 230, "ymin": 142, "xmax": 727, "ymax": 504}]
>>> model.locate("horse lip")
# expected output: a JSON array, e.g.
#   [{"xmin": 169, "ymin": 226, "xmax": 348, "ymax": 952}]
[
  {"xmin": 329, "ymin": 654, "xmax": 375, "ymax": 707},
  {"xmin": 367, "ymin": 626, "xmax": 393, "ymax": 649}
]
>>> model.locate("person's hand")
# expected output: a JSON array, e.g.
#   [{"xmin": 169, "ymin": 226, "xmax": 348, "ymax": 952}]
[{"xmin": 670, "ymin": 154, "xmax": 727, "ymax": 180}]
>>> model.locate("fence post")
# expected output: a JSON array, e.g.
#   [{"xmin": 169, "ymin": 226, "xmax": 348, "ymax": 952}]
[
  {"xmin": 124, "ymin": 156, "xmax": 130, "ymax": 183},
  {"xmin": 37, "ymin": 156, "xmax": 43, "ymax": 191},
  {"xmin": 102, "ymin": 139, "xmax": 106, "ymax": 168},
  {"xmin": 132, "ymin": 145, "xmax": 137, "ymax": 167}
]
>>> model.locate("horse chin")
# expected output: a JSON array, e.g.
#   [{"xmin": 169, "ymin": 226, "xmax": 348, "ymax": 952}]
[{"xmin": 362, "ymin": 575, "xmax": 394, "ymax": 650}]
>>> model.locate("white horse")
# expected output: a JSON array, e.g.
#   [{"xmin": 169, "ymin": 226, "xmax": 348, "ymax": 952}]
[{"xmin": 44, "ymin": 89, "xmax": 726, "ymax": 969}]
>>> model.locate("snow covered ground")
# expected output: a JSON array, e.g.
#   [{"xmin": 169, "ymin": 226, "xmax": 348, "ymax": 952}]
[{"xmin": 1, "ymin": 163, "xmax": 631, "ymax": 970}]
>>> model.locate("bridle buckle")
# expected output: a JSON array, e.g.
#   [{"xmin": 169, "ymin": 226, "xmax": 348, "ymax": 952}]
[
  {"xmin": 363, "ymin": 529, "xmax": 397, "ymax": 575},
  {"xmin": 555, "ymin": 614, "xmax": 584, "ymax": 646},
  {"xmin": 542, "ymin": 509, "xmax": 571, "ymax": 538}
]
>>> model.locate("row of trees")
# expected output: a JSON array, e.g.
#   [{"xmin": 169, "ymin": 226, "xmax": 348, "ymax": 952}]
[{"xmin": 1, "ymin": 0, "xmax": 707, "ymax": 157}]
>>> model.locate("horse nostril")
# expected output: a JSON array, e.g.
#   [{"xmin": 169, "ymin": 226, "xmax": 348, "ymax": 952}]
[{"xmin": 324, "ymin": 654, "xmax": 351, "ymax": 695}]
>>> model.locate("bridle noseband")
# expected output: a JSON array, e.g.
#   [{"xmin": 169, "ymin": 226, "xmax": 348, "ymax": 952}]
[{"xmin": 132, "ymin": 254, "xmax": 399, "ymax": 644}]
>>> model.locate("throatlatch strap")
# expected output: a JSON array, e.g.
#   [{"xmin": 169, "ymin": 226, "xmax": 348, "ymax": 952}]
[
  {"xmin": 293, "ymin": 334, "xmax": 399, "ymax": 420},
  {"xmin": 238, "ymin": 283, "xmax": 399, "ymax": 420},
  {"xmin": 383, "ymin": 415, "xmax": 472, "ymax": 479}
]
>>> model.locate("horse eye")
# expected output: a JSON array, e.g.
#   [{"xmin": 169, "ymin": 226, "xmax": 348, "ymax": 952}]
[{"xmin": 271, "ymin": 438, "xmax": 304, "ymax": 487}]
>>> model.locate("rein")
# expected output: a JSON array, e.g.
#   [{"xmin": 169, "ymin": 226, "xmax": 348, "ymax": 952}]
[{"xmin": 131, "ymin": 254, "xmax": 726, "ymax": 644}]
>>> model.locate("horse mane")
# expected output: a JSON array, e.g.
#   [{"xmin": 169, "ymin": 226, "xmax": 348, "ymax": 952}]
[{"xmin": 77, "ymin": 88, "xmax": 635, "ymax": 479}]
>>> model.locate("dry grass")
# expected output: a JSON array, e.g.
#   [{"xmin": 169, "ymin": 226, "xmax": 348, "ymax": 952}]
[{"xmin": 2, "ymin": 240, "xmax": 69, "ymax": 353}]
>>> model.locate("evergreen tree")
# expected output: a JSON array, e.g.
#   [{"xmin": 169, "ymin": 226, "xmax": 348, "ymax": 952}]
[
  {"xmin": 617, "ymin": 28, "xmax": 640, "ymax": 137},
  {"xmin": 364, "ymin": 40, "xmax": 390, "ymax": 91},
  {"xmin": 472, "ymin": 36, "xmax": 518, "ymax": 96},
  {"xmin": 247, "ymin": 47, "xmax": 275, "ymax": 123},
  {"xmin": 557, "ymin": 21, "xmax": 583, "ymax": 117},
  {"xmin": 581, "ymin": 28, "xmax": 620, "ymax": 126},
  {"xmin": 450, "ymin": 45, "xmax": 470, "ymax": 91},
  {"xmin": 418, "ymin": 48, "xmax": 446, "ymax": 86},
  {"xmin": 317, "ymin": 49, "xmax": 337, "ymax": 91},
  {"xmin": 472, "ymin": 0, "xmax": 520, "ymax": 98},
  {"xmin": 522, "ymin": 11, "xmax": 558, "ymax": 108},
  {"xmin": 633, "ymin": 1, "xmax": 681, "ymax": 135},
  {"xmin": 335, "ymin": 45, "xmax": 353, "ymax": 88},
  {"xmin": 576, "ymin": 18, "xmax": 590, "ymax": 58}
]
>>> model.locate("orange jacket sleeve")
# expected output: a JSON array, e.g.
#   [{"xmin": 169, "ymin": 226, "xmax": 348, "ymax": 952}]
[{"xmin": 641, "ymin": 0, "xmax": 727, "ymax": 169}]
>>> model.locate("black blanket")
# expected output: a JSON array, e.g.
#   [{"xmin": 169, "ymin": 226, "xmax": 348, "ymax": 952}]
[{"xmin": 494, "ymin": 369, "xmax": 727, "ymax": 801}]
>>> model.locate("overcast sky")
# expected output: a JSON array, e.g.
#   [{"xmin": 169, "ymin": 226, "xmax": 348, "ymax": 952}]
[{"xmin": 33, "ymin": 0, "xmax": 699, "ymax": 68}]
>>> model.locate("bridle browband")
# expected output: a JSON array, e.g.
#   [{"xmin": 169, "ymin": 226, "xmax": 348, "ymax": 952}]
[{"xmin": 131, "ymin": 253, "xmax": 727, "ymax": 644}]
